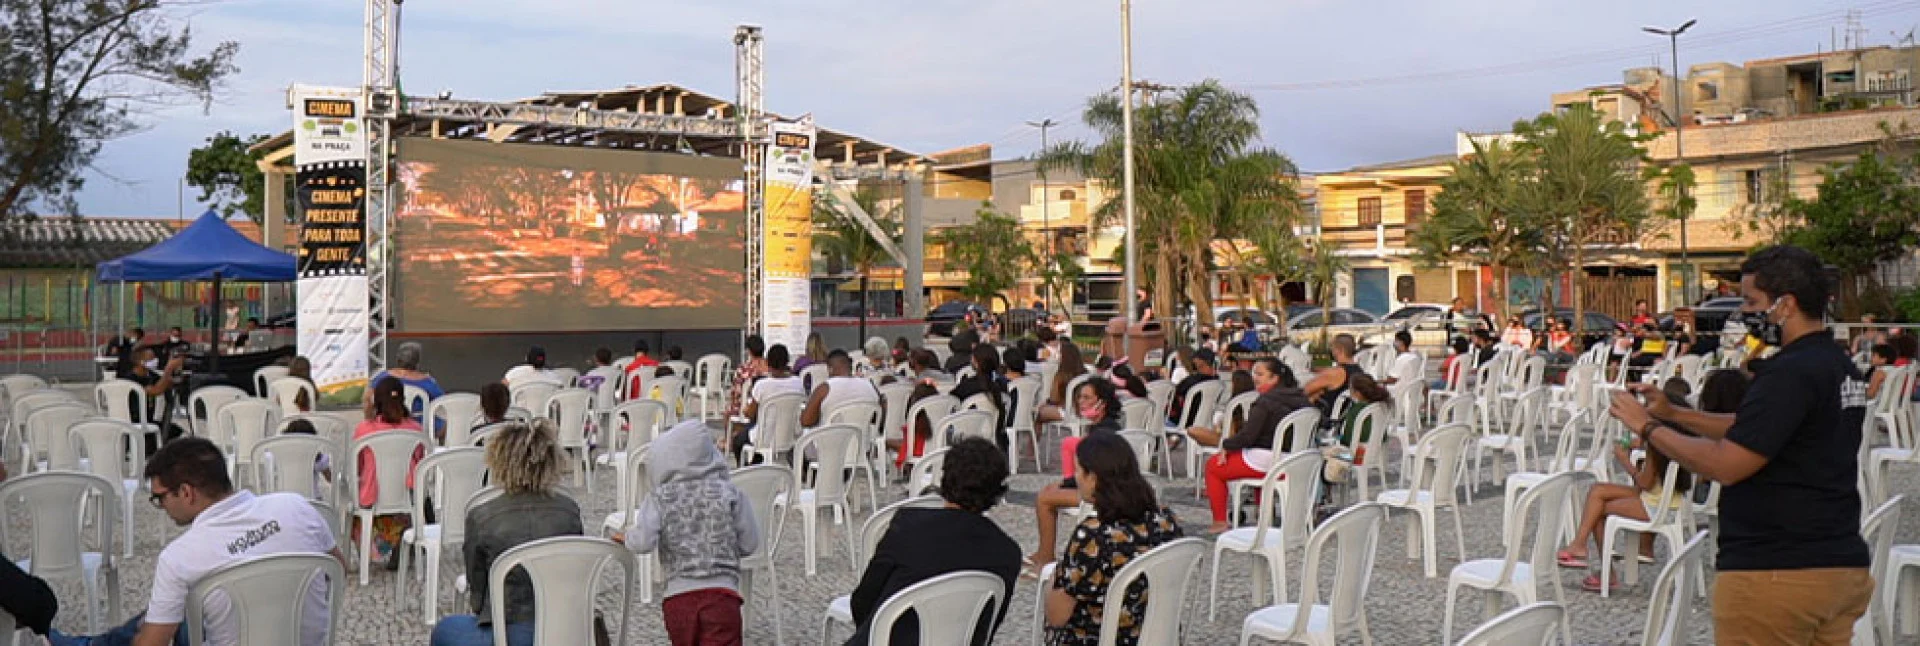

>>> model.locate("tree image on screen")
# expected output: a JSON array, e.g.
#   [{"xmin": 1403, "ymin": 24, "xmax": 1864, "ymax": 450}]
[{"xmin": 392, "ymin": 140, "xmax": 745, "ymax": 332}]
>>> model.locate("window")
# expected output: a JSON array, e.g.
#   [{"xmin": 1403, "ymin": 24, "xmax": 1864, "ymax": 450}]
[
  {"xmin": 1059, "ymin": 189, "xmax": 1077, "ymax": 201},
  {"xmin": 1744, "ymin": 170, "xmax": 1763, "ymax": 204},
  {"xmin": 1696, "ymin": 81, "xmax": 1719, "ymax": 102},
  {"xmin": 1868, "ymin": 69, "xmax": 1912, "ymax": 93},
  {"xmin": 1357, "ymin": 197, "xmax": 1382, "ymax": 227},
  {"xmin": 1404, "ymin": 190, "xmax": 1427, "ymax": 224}
]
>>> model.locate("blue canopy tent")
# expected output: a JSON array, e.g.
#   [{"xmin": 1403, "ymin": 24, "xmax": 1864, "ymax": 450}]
[{"xmin": 96, "ymin": 210, "xmax": 297, "ymax": 376}]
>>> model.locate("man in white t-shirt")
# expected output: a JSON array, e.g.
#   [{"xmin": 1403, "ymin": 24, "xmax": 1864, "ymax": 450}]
[
  {"xmin": 730, "ymin": 344, "xmax": 806, "ymax": 460},
  {"xmin": 501, "ymin": 345, "xmax": 562, "ymax": 386},
  {"xmin": 1384, "ymin": 330, "xmax": 1425, "ymax": 387},
  {"xmin": 48, "ymin": 438, "xmax": 341, "ymax": 646},
  {"xmin": 801, "ymin": 351, "xmax": 882, "ymax": 427}
]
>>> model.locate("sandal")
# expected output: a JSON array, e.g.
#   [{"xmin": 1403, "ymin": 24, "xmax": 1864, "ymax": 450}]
[
  {"xmin": 1580, "ymin": 573, "xmax": 1621, "ymax": 593},
  {"xmin": 1020, "ymin": 561, "xmax": 1049, "ymax": 581},
  {"xmin": 1555, "ymin": 550, "xmax": 1589, "ymax": 569}
]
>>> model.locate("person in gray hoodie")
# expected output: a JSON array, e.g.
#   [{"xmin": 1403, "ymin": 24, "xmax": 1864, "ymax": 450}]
[{"xmin": 624, "ymin": 419, "xmax": 761, "ymax": 646}]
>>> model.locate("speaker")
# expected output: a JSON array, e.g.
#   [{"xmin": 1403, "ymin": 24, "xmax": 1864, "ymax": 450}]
[{"xmin": 1395, "ymin": 275, "xmax": 1416, "ymax": 303}]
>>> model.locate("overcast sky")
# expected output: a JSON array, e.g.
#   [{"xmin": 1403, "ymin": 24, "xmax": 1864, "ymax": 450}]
[{"xmin": 76, "ymin": 0, "xmax": 1908, "ymax": 217}]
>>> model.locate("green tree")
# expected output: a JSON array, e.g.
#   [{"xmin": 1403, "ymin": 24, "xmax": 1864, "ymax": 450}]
[
  {"xmin": 815, "ymin": 186, "xmax": 901, "ymax": 328},
  {"xmin": 185, "ymin": 131, "xmax": 276, "ymax": 222},
  {"xmin": 1776, "ymin": 150, "xmax": 1920, "ymax": 317},
  {"xmin": 937, "ymin": 203, "xmax": 1037, "ymax": 307},
  {"xmin": 1411, "ymin": 137, "xmax": 1540, "ymax": 317},
  {"xmin": 1303, "ymin": 237, "xmax": 1350, "ymax": 348},
  {"xmin": 1, "ymin": 0, "xmax": 239, "ymax": 221},
  {"xmin": 1514, "ymin": 104, "xmax": 1654, "ymax": 330},
  {"xmin": 1041, "ymin": 80, "xmax": 1305, "ymax": 328}
]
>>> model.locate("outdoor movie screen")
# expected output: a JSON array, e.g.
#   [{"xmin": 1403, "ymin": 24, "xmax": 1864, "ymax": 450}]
[{"xmin": 392, "ymin": 139, "xmax": 745, "ymax": 332}]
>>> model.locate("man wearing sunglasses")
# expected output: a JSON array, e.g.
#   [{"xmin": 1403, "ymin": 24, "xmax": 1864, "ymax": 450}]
[{"xmin": 48, "ymin": 438, "xmax": 342, "ymax": 646}]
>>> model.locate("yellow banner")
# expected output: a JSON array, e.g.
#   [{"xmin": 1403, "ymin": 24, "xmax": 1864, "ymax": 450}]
[{"xmin": 765, "ymin": 182, "xmax": 812, "ymax": 277}]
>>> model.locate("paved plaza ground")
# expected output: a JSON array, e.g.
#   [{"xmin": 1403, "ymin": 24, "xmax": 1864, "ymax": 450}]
[{"xmin": 12, "ymin": 409, "xmax": 1920, "ymax": 645}]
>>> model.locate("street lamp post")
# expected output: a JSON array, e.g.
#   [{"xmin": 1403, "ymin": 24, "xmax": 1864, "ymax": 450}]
[
  {"xmin": 1120, "ymin": 0, "xmax": 1138, "ymax": 326},
  {"xmin": 1645, "ymin": 18, "xmax": 1696, "ymax": 305},
  {"xmin": 1028, "ymin": 118, "xmax": 1058, "ymax": 312}
]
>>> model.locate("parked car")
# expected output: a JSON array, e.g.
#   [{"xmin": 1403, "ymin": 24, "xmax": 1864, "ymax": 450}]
[
  {"xmin": 1658, "ymin": 297, "xmax": 1743, "ymax": 334},
  {"xmin": 1363, "ymin": 309, "xmax": 1451, "ymax": 355},
  {"xmin": 1283, "ymin": 307, "xmax": 1382, "ymax": 346},
  {"xmin": 1383, "ymin": 303, "xmax": 1450, "ymax": 323},
  {"xmin": 925, "ymin": 300, "xmax": 983, "ymax": 337}
]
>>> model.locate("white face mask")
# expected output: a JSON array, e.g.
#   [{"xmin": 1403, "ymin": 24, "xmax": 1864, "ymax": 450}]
[{"xmin": 144, "ymin": 358, "xmax": 160, "ymax": 370}]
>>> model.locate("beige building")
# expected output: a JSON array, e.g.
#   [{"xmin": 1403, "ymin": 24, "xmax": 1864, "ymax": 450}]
[{"xmin": 1312, "ymin": 154, "xmax": 1455, "ymax": 315}]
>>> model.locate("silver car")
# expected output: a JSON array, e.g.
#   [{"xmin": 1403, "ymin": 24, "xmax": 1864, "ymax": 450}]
[{"xmin": 1284, "ymin": 307, "xmax": 1382, "ymax": 346}]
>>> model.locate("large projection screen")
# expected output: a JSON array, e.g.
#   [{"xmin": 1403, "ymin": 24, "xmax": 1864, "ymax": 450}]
[{"xmin": 392, "ymin": 139, "xmax": 745, "ymax": 332}]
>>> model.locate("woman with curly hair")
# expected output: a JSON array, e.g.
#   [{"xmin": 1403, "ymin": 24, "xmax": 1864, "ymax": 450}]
[
  {"xmin": 431, "ymin": 419, "xmax": 583, "ymax": 646},
  {"xmin": 846, "ymin": 437, "xmax": 1021, "ymax": 646}
]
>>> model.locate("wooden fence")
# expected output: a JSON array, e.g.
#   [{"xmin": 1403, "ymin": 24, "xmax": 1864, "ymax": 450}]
[{"xmin": 1582, "ymin": 275, "xmax": 1658, "ymax": 321}]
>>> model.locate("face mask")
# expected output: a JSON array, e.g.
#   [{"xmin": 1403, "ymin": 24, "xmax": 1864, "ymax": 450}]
[
  {"xmin": 1256, "ymin": 380, "xmax": 1277, "ymax": 394},
  {"xmin": 1739, "ymin": 298, "xmax": 1786, "ymax": 347},
  {"xmin": 1078, "ymin": 401, "xmax": 1105, "ymax": 421},
  {"xmin": 143, "ymin": 358, "xmax": 160, "ymax": 370},
  {"xmin": 170, "ymin": 336, "xmax": 182, "ymax": 343}
]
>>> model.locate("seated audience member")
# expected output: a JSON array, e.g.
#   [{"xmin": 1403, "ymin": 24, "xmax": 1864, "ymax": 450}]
[
  {"xmin": 802, "ymin": 351, "xmax": 882, "ymax": 427},
  {"xmin": 49, "ymin": 438, "xmax": 341, "ymax": 646},
  {"xmin": 947, "ymin": 345, "xmax": 1009, "ymax": 445},
  {"xmin": 622, "ymin": 419, "xmax": 759, "ymax": 646},
  {"xmin": 501, "ymin": 346, "xmax": 559, "ymax": 386},
  {"xmin": 666, "ymin": 345, "xmax": 684, "ymax": 363},
  {"xmin": 1198, "ymin": 358, "xmax": 1310, "ymax": 533},
  {"xmin": 1500, "ymin": 316, "xmax": 1534, "ymax": 349},
  {"xmin": 846, "ymin": 438, "xmax": 1021, "ymax": 646},
  {"xmin": 469, "ymin": 382, "xmax": 514, "ymax": 443},
  {"xmin": 944, "ymin": 330, "xmax": 979, "ymax": 375},
  {"xmin": 1108, "ymin": 363, "xmax": 1148, "ymax": 400},
  {"xmin": 353, "ymin": 376, "xmax": 426, "ymax": 570},
  {"xmin": 1035, "ymin": 327, "xmax": 1060, "ymax": 362},
  {"xmin": 725, "ymin": 335, "xmax": 771, "ymax": 422},
  {"xmin": 1043, "ymin": 433, "xmax": 1184, "ymax": 646},
  {"xmin": 577, "ymin": 348, "xmax": 622, "ymax": 396},
  {"xmin": 1025, "ymin": 379, "xmax": 1124, "ymax": 575},
  {"xmin": 1545, "ymin": 320, "xmax": 1575, "ymax": 361},
  {"xmin": 106, "ymin": 326, "xmax": 144, "ymax": 377},
  {"xmin": 286, "ymin": 356, "xmax": 317, "ymax": 412},
  {"xmin": 905, "ymin": 348, "xmax": 947, "ymax": 382},
  {"xmin": 1001, "ymin": 348, "xmax": 1028, "ymax": 381},
  {"xmin": 430, "ymin": 420, "xmax": 583, "ymax": 646},
  {"xmin": 1432, "ymin": 336, "xmax": 1473, "ymax": 390},
  {"xmin": 1302, "ymin": 334, "xmax": 1363, "ymax": 412},
  {"xmin": 1558, "ymin": 370, "xmax": 1749, "ymax": 590},
  {"xmin": 1845, "ymin": 344, "xmax": 1898, "ymax": 434},
  {"xmin": 1035, "ymin": 341, "xmax": 1088, "ymax": 425},
  {"xmin": 367, "ymin": 342, "xmax": 444, "ymax": 419},
  {"xmin": 731, "ymin": 344, "xmax": 804, "ymax": 459},
  {"xmin": 795, "ymin": 332, "xmax": 829, "ymax": 373},
  {"xmin": 229, "ymin": 318, "xmax": 260, "ymax": 353},
  {"xmin": 1169, "ymin": 349, "xmax": 1221, "ymax": 425},
  {"xmin": 119, "ymin": 344, "xmax": 188, "ymax": 447},
  {"xmin": 1384, "ymin": 331, "xmax": 1423, "ymax": 386},
  {"xmin": 622, "ymin": 339, "xmax": 662, "ymax": 396},
  {"xmin": 860, "ymin": 337, "xmax": 893, "ymax": 377},
  {"xmin": 1336, "ymin": 374, "xmax": 1393, "ymax": 462},
  {"xmin": 281, "ymin": 419, "xmax": 334, "ymax": 499}
]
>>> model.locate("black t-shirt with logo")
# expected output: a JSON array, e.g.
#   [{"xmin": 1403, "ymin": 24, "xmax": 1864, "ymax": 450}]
[{"xmin": 1717, "ymin": 329, "xmax": 1869, "ymax": 571}]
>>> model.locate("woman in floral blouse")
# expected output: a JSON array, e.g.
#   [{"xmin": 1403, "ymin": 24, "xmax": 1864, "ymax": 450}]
[
  {"xmin": 725, "ymin": 334, "xmax": 770, "ymax": 421},
  {"xmin": 1044, "ymin": 432, "xmax": 1183, "ymax": 646}
]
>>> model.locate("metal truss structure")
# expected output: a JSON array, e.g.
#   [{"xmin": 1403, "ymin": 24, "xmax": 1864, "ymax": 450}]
[
  {"xmin": 363, "ymin": 0, "xmax": 398, "ymax": 372},
  {"xmin": 735, "ymin": 25, "xmax": 766, "ymax": 338}
]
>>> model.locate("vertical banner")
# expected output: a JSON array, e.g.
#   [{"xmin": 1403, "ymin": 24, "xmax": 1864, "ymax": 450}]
[
  {"xmin": 291, "ymin": 85, "xmax": 370, "ymax": 406},
  {"xmin": 761, "ymin": 119, "xmax": 816, "ymax": 352}
]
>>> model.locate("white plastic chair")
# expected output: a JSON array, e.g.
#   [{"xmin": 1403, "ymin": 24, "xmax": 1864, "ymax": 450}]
[
  {"xmin": 819, "ymin": 494, "xmax": 947, "ymax": 645},
  {"xmin": 1599, "ymin": 460, "xmax": 1694, "ymax": 598},
  {"xmin": 1640, "ymin": 532, "xmax": 1709, "ymax": 646},
  {"xmin": 1209, "ymin": 451, "xmax": 1323, "ymax": 621},
  {"xmin": 24, "ymin": 402, "xmax": 89, "ymax": 472},
  {"xmin": 254, "ymin": 365, "xmax": 290, "ymax": 397},
  {"xmin": 802, "ymin": 364, "xmax": 832, "ymax": 393},
  {"xmin": 398, "ymin": 447, "xmax": 489, "ymax": 625},
  {"xmin": 1441, "ymin": 471, "xmax": 1578, "ymax": 645},
  {"xmin": 650, "ymin": 375, "xmax": 690, "ymax": 422},
  {"xmin": 1226, "ymin": 408, "xmax": 1322, "ymax": 526},
  {"xmin": 745, "ymin": 392, "xmax": 805, "ymax": 468},
  {"xmin": 1006, "ymin": 376, "xmax": 1044, "ymax": 473},
  {"xmin": 863, "ymin": 570, "xmax": 1006, "ymax": 646},
  {"xmin": 1471, "ymin": 387, "xmax": 1546, "ymax": 491},
  {"xmin": 215, "ymin": 399, "xmax": 280, "ymax": 489},
  {"xmin": 485, "ymin": 536, "xmax": 635, "ymax": 646},
  {"xmin": 402, "ymin": 385, "xmax": 431, "ymax": 420},
  {"xmin": 778, "ymin": 424, "xmax": 861, "ymax": 576},
  {"xmin": 253, "ymin": 434, "xmax": 337, "ymax": 503},
  {"xmin": 900, "ymin": 395, "xmax": 958, "ymax": 472},
  {"xmin": 1375, "ymin": 423, "xmax": 1471, "ymax": 578},
  {"xmin": 347, "ymin": 430, "xmax": 429, "ymax": 586},
  {"xmin": 426, "ymin": 393, "xmax": 483, "ymax": 449},
  {"xmin": 824, "ymin": 402, "xmax": 887, "ymax": 513},
  {"xmin": 549, "ymin": 367, "xmax": 581, "ymax": 389},
  {"xmin": 186, "ymin": 385, "xmax": 248, "ymax": 438},
  {"xmin": 184, "ymin": 552, "xmax": 345, "ymax": 646},
  {"xmin": 1857, "ymin": 495, "xmax": 1904, "ymax": 646},
  {"xmin": 1091, "ymin": 537, "xmax": 1207, "ymax": 646},
  {"xmin": 937, "ymin": 410, "xmax": 998, "ymax": 448},
  {"xmin": 1238, "ymin": 503, "xmax": 1387, "ymax": 646},
  {"xmin": 69, "ymin": 419, "xmax": 146, "ymax": 557},
  {"xmin": 1195, "ymin": 391, "xmax": 1257, "ymax": 494},
  {"xmin": 906, "ymin": 447, "xmax": 949, "ymax": 498},
  {"xmin": 508, "ymin": 381, "xmax": 560, "ymax": 414},
  {"xmin": 93, "ymin": 378, "xmax": 159, "ymax": 445},
  {"xmin": 1454, "ymin": 602, "xmax": 1565, "ymax": 646},
  {"xmin": 1174, "ymin": 380, "xmax": 1227, "ymax": 480},
  {"xmin": 663, "ymin": 360, "xmax": 693, "ymax": 380},
  {"xmin": 1344, "ymin": 402, "xmax": 1395, "ymax": 501},
  {"xmin": 1, "ymin": 472, "xmax": 123, "ymax": 632},
  {"xmin": 544, "ymin": 388, "xmax": 595, "ymax": 491},
  {"xmin": 691, "ymin": 353, "xmax": 733, "ymax": 421},
  {"xmin": 267, "ymin": 377, "xmax": 317, "ymax": 417},
  {"xmin": 1500, "ymin": 417, "xmax": 1596, "ymax": 547},
  {"xmin": 9, "ymin": 390, "xmax": 76, "ymax": 468},
  {"xmin": 597, "ymin": 399, "xmax": 669, "ymax": 497},
  {"xmin": 734, "ymin": 465, "xmax": 793, "ymax": 645}
]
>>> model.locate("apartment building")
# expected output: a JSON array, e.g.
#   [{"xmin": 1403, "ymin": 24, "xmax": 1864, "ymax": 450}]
[{"xmin": 1311, "ymin": 154, "xmax": 1455, "ymax": 315}]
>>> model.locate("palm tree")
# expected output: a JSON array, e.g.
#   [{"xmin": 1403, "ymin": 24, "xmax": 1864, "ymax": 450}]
[
  {"xmin": 1041, "ymin": 80, "xmax": 1305, "ymax": 333},
  {"xmin": 1514, "ymin": 104, "xmax": 1653, "ymax": 333},
  {"xmin": 1410, "ymin": 137, "xmax": 1541, "ymax": 319},
  {"xmin": 1304, "ymin": 237, "xmax": 1349, "ymax": 350},
  {"xmin": 814, "ymin": 186, "xmax": 901, "ymax": 341}
]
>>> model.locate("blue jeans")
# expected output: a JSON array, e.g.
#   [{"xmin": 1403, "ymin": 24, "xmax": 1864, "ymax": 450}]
[
  {"xmin": 46, "ymin": 614, "xmax": 189, "ymax": 646},
  {"xmin": 430, "ymin": 615, "xmax": 535, "ymax": 646}
]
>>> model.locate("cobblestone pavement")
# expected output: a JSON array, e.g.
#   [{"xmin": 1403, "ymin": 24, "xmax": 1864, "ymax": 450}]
[{"xmin": 12, "ymin": 415, "xmax": 1920, "ymax": 646}]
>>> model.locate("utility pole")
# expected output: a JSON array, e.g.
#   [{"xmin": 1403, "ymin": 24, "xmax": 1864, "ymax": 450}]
[
  {"xmin": 1027, "ymin": 118, "xmax": 1057, "ymax": 313},
  {"xmin": 1645, "ymin": 18, "xmax": 1696, "ymax": 305},
  {"xmin": 1120, "ymin": 0, "xmax": 1138, "ymax": 325}
]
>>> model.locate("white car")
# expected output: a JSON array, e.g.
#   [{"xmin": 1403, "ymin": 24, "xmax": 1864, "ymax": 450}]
[{"xmin": 1284, "ymin": 307, "xmax": 1383, "ymax": 346}]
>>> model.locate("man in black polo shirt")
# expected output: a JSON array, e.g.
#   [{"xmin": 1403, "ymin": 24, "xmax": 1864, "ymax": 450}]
[{"xmin": 1609, "ymin": 245, "xmax": 1869, "ymax": 644}]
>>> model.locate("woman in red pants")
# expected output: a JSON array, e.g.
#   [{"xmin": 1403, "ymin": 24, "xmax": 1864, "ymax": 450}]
[{"xmin": 1198, "ymin": 357, "xmax": 1309, "ymax": 534}]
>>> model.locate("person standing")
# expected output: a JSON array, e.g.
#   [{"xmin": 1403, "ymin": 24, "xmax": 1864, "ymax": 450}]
[
  {"xmin": 1608, "ymin": 245, "xmax": 1870, "ymax": 645},
  {"xmin": 622, "ymin": 420, "xmax": 759, "ymax": 646}
]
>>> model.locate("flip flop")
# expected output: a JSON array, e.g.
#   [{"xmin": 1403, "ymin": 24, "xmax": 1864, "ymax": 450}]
[
  {"xmin": 1638, "ymin": 553, "xmax": 1656, "ymax": 564},
  {"xmin": 1020, "ymin": 562, "xmax": 1048, "ymax": 581},
  {"xmin": 1556, "ymin": 550, "xmax": 1589, "ymax": 569},
  {"xmin": 1580, "ymin": 573, "xmax": 1621, "ymax": 593}
]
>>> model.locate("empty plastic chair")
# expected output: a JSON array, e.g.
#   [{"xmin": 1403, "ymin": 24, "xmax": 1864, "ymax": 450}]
[
  {"xmin": 1, "ymin": 472, "xmax": 123, "ymax": 632},
  {"xmin": 733, "ymin": 465, "xmax": 792, "ymax": 645},
  {"xmin": 1238, "ymin": 503, "xmax": 1388, "ymax": 646},
  {"xmin": 819, "ymin": 495, "xmax": 947, "ymax": 645},
  {"xmin": 1454, "ymin": 602, "xmax": 1565, "ymax": 646},
  {"xmin": 267, "ymin": 377, "xmax": 317, "ymax": 417},
  {"xmin": 398, "ymin": 448, "xmax": 489, "ymax": 625},
  {"xmin": 1095, "ymin": 537, "xmax": 1207, "ymax": 646},
  {"xmin": 69, "ymin": 419, "xmax": 146, "ymax": 557},
  {"xmin": 487, "ymin": 536, "xmax": 635, "ymax": 646}
]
